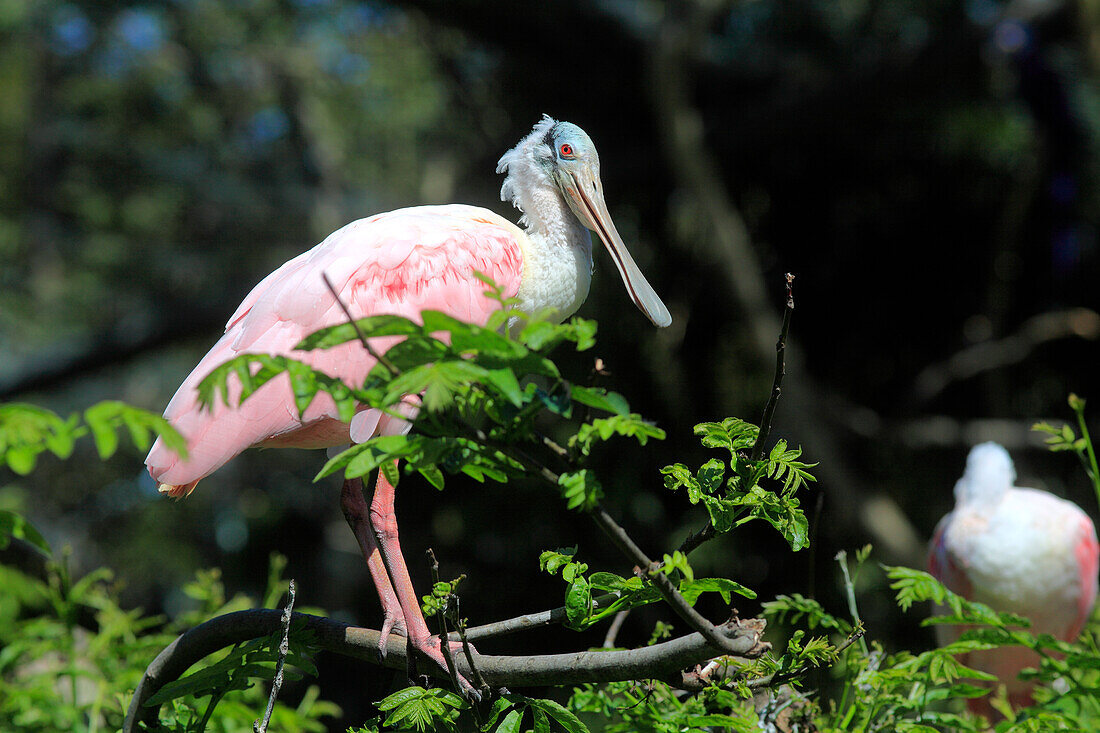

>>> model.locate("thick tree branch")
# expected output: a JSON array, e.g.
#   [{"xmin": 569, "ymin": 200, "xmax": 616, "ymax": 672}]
[{"xmin": 123, "ymin": 609, "xmax": 768, "ymax": 731}]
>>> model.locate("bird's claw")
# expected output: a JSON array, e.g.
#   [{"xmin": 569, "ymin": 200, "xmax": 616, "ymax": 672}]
[
  {"xmin": 405, "ymin": 634, "xmax": 481, "ymax": 699},
  {"xmin": 378, "ymin": 614, "xmax": 408, "ymax": 658}
]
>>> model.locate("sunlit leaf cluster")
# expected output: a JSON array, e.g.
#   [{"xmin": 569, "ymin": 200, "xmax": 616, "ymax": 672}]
[
  {"xmin": 662, "ymin": 418, "xmax": 817, "ymax": 550},
  {"xmin": 0, "ymin": 400, "xmax": 185, "ymax": 476}
]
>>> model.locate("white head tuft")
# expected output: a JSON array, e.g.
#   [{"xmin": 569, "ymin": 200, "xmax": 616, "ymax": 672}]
[
  {"xmin": 954, "ymin": 441, "xmax": 1016, "ymax": 505},
  {"xmin": 496, "ymin": 115, "xmax": 557, "ymax": 228}
]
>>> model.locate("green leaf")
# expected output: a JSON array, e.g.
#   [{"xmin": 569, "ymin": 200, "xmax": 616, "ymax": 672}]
[
  {"xmin": 5, "ymin": 446, "xmax": 37, "ymax": 475},
  {"xmin": 569, "ymin": 386, "xmax": 630, "ymax": 416},
  {"xmin": 0, "ymin": 510, "xmax": 51, "ymax": 555},
  {"xmin": 679, "ymin": 577, "xmax": 757, "ymax": 604},
  {"xmin": 380, "ymin": 459, "xmax": 400, "ymax": 487},
  {"xmin": 418, "ymin": 465, "xmax": 445, "ymax": 490},
  {"xmin": 84, "ymin": 403, "xmax": 120, "ymax": 459},
  {"xmin": 532, "ymin": 707, "xmax": 550, "ymax": 733},
  {"xmin": 295, "ymin": 314, "xmax": 422, "ymax": 350},
  {"xmin": 570, "ymin": 414, "xmax": 665, "ymax": 457},
  {"xmin": 564, "ymin": 575, "xmax": 592, "ymax": 629},
  {"xmin": 485, "ymin": 368, "xmax": 524, "ymax": 407},
  {"xmin": 526, "ymin": 698, "xmax": 590, "ymax": 733},
  {"xmin": 694, "ymin": 418, "xmax": 758, "ymax": 456},
  {"xmin": 495, "ymin": 709, "xmax": 523, "ymax": 733},
  {"xmin": 558, "ymin": 470, "xmax": 603, "ymax": 512}
]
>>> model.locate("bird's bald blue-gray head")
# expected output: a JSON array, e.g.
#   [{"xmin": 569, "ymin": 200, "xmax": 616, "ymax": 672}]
[{"xmin": 498, "ymin": 116, "xmax": 671, "ymax": 328}]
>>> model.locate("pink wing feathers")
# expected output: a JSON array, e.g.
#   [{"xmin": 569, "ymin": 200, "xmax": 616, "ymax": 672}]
[{"xmin": 146, "ymin": 205, "xmax": 525, "ymax": 496}]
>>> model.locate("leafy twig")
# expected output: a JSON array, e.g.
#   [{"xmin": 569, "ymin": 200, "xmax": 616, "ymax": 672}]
[
  {"xmin": 603, "ymin": 610, "xmax": 629, "ymax": 648},
  {"xmin": 1069, "ymin": 394, "xmax": 1100, "ymax": 503},
  {"xmin": 743, "ymin": 627, "xmax": 866, "ymax": 691},
  {"xmin": 676, "ymin": 274, "xmax": 796, "ymax": 558},
  {"xmin": 253, "ymin": 579, "xmax": 295, "ymax": 733},
  {"xmin": 426, "ymin": 549, "xmax": 465, "ymax": 700},
  {"xmin": 835, "ymin": 551, "xmax": 870, "ymax": 657},
  {"xmin": 590, "ymin": 504, "xmax": 759, "ymax": 659}
]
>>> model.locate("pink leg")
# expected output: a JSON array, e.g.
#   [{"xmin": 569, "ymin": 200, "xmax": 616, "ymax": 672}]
[
  {"xmin": 340, "ymin": 478, "xmax": 406, "ymax": 654},
  {"xmin": 367, "ymin": 462, "xmax": 477, "ymax": 696}
]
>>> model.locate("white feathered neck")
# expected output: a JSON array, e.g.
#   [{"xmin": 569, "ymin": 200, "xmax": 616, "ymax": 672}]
[{"xmin": 496, "ymin": 115, "xmax": 582, "ymax": 242}]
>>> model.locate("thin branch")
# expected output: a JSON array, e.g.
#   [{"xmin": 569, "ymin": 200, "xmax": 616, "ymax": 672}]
[
  {"xmin": 426, "ymin": 549, "xmax": 465, "ymax": 700},
  {"xmin": 452, "ymin": 595, "xmax": 490, "ymax": 692},
  {"xmin": 123, "ymin": 609, "xmax": 769, "ymax": 731},
  {"xmin": 320, "ymin": 273, "xmax": 399, "ymax": 376},
  {"xmin": 603, "ymin": 610, "xmax": 630, "ymax": 649},
  {"xmin": 589, "ymin": 504, "xmax": 760, "ymax": 659},
  {"xmin": 676, "ymin": 520, "xmax": 716, "ymax": 558},
  {"xmin": 750, "ymin": 273, "xmax": 795, "ymax": 464},
  {"xmin": 253, "ymin": 579, "xmax": 295, "ymax": 733},
  {"xmin": 451, "ymin": 592, "xmax": 623, "ymax": 641},
  {"xmin": 835, "ymin": 551, "xmax": 870, "ymax": 657}
]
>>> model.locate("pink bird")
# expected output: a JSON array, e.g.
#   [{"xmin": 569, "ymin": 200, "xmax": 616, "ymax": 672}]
[
  {"xmin": 144, "ymin": 116, "xmax": 670, "ymax": 694},
  {"xmin": 928, "ymin": 442, "xmax": 1099, "ymax": 713}
]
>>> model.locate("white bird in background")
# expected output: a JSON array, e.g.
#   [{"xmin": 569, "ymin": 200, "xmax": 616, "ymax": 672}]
[{"xmin": 928, "ymin": 442, "xmax": 1099, "ymax": 712}]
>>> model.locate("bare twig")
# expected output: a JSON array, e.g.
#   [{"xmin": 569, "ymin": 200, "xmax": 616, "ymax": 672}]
[
  {"xmin": 253, "ymin": 579, "xmax": 295, "ymax": 733},
  {"xmin": 603, "ymin": 610, "xmax": 630, "ymax": 648},
  {"xmin": 320, "ymin": 272, "xmax": 399, "ymax": 376},
  {"xmin": 451, "ymin": 593, "xmax": 623, "ymax": 641},
  {"xmin": 750, "ymin": 273, "xmax": 795, "ymax": 463},
  {"xmin": 452, "ymin": 595, "xmax": 490, "ymax": 692},
  {"xmin": 123, "ymin": 609, "xmax": 769, "ymax": 731}
]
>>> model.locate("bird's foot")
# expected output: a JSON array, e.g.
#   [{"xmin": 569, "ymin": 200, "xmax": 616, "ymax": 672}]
[{"xmin": 407, "ymin": 634, "xmax": 482, "ymax": 701}]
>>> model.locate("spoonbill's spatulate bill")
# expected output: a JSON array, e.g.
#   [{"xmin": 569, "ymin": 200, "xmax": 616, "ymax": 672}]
[
  {"xmin": 144, "ymin": 116, "xmax": 670, "ymax": 695},
  {"xmin": 928, "ymin": 442, "xmax": 1099, "ymax": 713}
]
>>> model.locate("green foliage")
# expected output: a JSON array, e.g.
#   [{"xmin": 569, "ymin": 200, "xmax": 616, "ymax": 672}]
[
  {"xmin": 0, "ymin": 542, "xmax": 338, "ymax": 732},
  {"xmin": 1033, "ymin": 393, "xmax": 1100, "ymax": 505},
  {"xmin": 374, "ymin": 687, "xmax": 466, "ymax": 732},
  {"xmin": 0, "ymin": 400, "xmax": 185, "ymax": 476},
  {"xmin": 11, "ymin": 303, "xmax": 1100, "ymax": 733},
  {"xmin": 538, "ymin": 547, "xmax": 752, "ymax": 633},
  {"xmin": 570, "ymin": 678, "xmax": 759, "ymax": 732},
  {"xmin": 421, "ymin": 575, "xmax": 465, "ymax": 619},
  {"xmin": 662, "ymin": 419, "xmax": 816, "ymax": 550},
  {"xmin": 349, "ymin": 689, "xmax": 590, "ymax": 733}
]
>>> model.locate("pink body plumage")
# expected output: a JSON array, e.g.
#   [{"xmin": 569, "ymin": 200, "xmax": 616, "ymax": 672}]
[
  {"xmin": 145, "ymin": 204, "xmax": 524, "ymax": 495},
  {"xmin": 928, "ymin": 442, "xmax": 1100, "ymax": 710}
]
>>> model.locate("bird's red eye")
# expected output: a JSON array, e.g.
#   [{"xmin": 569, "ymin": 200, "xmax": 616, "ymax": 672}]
[{"xmin": 560, "ymin": 143, "xmax": 574, "ymax": 157}]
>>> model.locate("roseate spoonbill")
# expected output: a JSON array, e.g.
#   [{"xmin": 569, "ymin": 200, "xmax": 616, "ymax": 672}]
[
  {"xmin": 145, "ymin": 116, "xmax": 670, "ymax": 694},
  {"xmin": 928, "ymin": 442, "xmax": 1099, "ymax": 712}
]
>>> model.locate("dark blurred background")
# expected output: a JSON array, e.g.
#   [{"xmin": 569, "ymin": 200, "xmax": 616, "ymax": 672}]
[{"xmin": 3, "ymin": 0, "xmax": 1099, "ymax": 725}]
